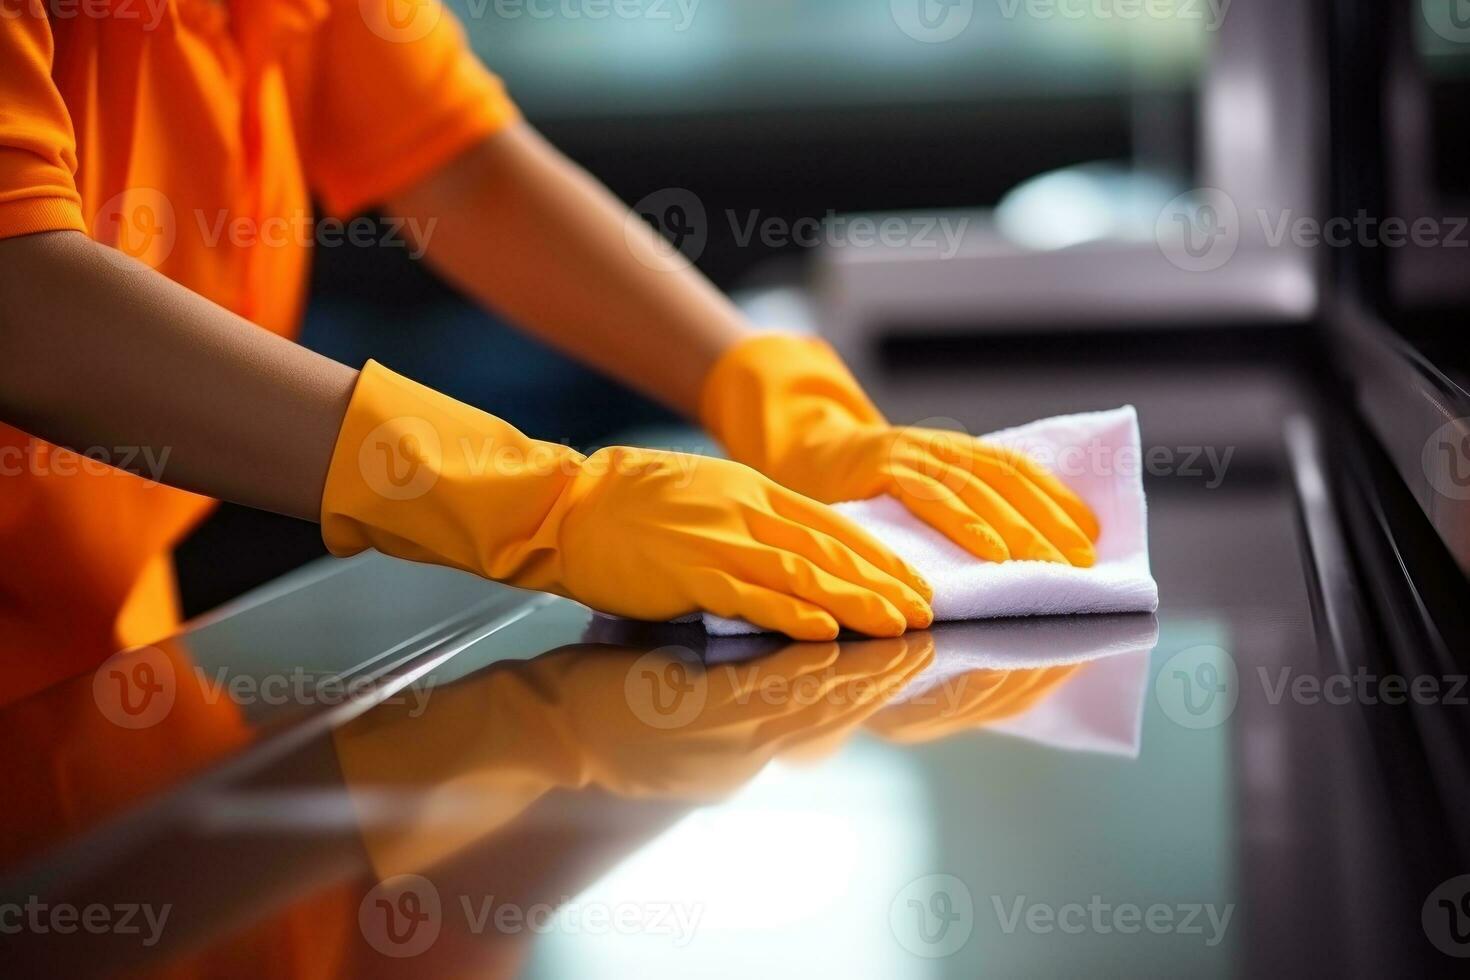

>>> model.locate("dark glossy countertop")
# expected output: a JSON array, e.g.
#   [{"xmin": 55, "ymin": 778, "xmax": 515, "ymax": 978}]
[{"xmin": 3, "ymin": 360, "xmax": 1465, "ymax": 978}]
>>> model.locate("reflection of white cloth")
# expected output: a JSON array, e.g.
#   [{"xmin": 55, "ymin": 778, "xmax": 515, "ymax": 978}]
[
  {"xmin": 985, "ymin": 650, "xmax": 1151, "ymax": 758},
  {"xmin": 705, "ymin": 406, "xmax": 1158, "ymax": 637},
  {"xmin": 883, "ymin": 616, "xmax": 1159, "ymax": 759},
  {"xmin": 915, "ymin": 612, "xmax": 1160, "ymax": 673},
  {"xmin": 585, "ymin": 612, "xmax": 1157, "ymax": 759}
]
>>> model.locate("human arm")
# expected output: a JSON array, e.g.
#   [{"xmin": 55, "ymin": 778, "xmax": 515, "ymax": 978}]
[
  {"xmin": 0, "ymin": 232, "xmax": 929, "ymax": 638},
  {"xmin": 0, "ymin": 230, "xmax": 356, "ymax": 520},
  {"xmin": 387, "ymin": 129, "xmax": 1100, "ymax": 564}
]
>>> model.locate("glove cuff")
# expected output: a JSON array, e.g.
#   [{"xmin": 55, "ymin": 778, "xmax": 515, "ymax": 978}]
[
  {"xmin": 319, "ymin": 360, "xmax": 586, "ymax": 586},
  {"xmin": 698, "ymin": 333, "xmax": 886, "ymax": 470}
]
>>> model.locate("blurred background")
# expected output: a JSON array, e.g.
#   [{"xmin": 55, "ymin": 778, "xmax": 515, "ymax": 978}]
[{"xmin": 175, "ymin": 0, "xmax": 1470, "ymax": 616}]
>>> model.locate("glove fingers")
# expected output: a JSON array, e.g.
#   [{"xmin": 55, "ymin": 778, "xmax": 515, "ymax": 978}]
[
  {"xmin": 954, "ymin": 459, "xmax": 1095, "ymax": 567},
  {"xmin": 745, "ymin": 510, "xmax": 933, "ymax": 629},
  {"xmin": 692, "ymin": 570, "xmax": 841, "ymax": 641},
  {"xmin": 942, "ymin": 468, "xmax": 1071, "ymax": 564},
  {"xmin": 890, "ymin": 477, "xmax": 1011, "ymax": 562},
  {"xmin": 959, "ymin": 441, "xmax": 1101, "ymax": 542},
  {"xmin": 725, "ymin": 543, "xmax": 910, "ymax": 638},
  {"xmin": 767, "ymin": 488, "xmax": 934, "ymax": 602}
]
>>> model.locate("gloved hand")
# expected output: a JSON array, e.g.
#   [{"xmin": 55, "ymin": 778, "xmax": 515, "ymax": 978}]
[
  {"xmin": 699, "ymin": 334, "xmax": 1100, "ymax": 566},
  {"xmin": 320, "ymin": 361, "xmax": 932, "ymax": 640}
]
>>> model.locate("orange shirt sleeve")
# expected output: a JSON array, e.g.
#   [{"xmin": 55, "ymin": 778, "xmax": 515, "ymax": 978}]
[
  {"xmin": 304, "ymin": 0, "xmax": 521, "ymax": 218},
  {"xmin": 0, "ymin": 7, "xmax": 86, "ymax": 239}
]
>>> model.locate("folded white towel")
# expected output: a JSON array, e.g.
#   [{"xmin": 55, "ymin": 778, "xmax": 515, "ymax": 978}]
[{"xmin": 704, "ymin": 405, "xmax": 1159, "ymax": 637}]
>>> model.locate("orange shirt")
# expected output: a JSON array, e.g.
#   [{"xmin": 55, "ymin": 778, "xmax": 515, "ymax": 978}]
[{"xmin": 0, "ymin": 0, "xmax": 519, "ymax": 705}]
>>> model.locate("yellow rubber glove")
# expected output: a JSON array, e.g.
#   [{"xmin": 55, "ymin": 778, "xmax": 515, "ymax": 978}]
[
  {"xmin": 699, "ymin": 334, "xmax": 1101, "ymax": 566},
  {"xmin": 320, "ymin": 361, "xmax": 932, "ymax": 640}
]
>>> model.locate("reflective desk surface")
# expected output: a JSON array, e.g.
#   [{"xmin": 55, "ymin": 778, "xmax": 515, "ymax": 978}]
[{"xmin": 2, "ymin": 363, "xmax": 1463, "ymax": 978}]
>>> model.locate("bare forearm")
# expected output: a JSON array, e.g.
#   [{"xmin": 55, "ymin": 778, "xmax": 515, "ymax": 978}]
[
  {"xmin": 387, "ymin": 124, "xmax": 750, "ymax": 417},
  {"xmin": 0, "ymin": 231, "xmax": 356, "ymax": 520}
]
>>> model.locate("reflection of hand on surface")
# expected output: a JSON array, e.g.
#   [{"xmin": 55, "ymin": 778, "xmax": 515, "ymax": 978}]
[
  {"xmin": 587, "ymin": 632, "xmax": 934, "ymax": 795},
  {"xmin": 333, "ymin": 634, "xmax": 934, "ymax": 878},
  {"xmin": 861, "ymin": 615, "xmax": 1160, "ymax": 746},
  {"xmin": 864, "ymin": 662, "xmax": 1082, "ymax": 744}
]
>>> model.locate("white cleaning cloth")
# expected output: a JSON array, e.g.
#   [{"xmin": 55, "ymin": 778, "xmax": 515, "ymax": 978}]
[{"xmin": 704, "ymin": 405, "xmax": 1158, "ymax": 636}]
